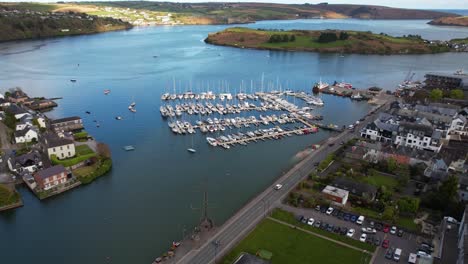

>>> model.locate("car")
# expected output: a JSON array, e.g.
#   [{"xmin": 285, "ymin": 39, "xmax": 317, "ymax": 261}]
[
  {"xmin": 274, "ymin": 184, "xmax": 283, "ymax": 190},
  {"xmin": 297, "ymin": 215, "xmax": 304, "ymax": 222},
  {"xmin": 344, "ymin": 214, "xmax": 351, "ymax": 221},
  {"xmin": 314, "ymin": 220, "xmax": 321, "ymax": 228},
  {"xmin": 301, "ymin": 217, "xmax": 308, "ymax": 224},
  {"xmin": 393, "ymin": 248, "xmax": 402, "ymax": 261},
  {"xmin": 417, "ymin": 251, "xmax": 432, "ymax": 258},
  {"xmin": 346, "ymin": 229, "xmax": 355, "ymax": 238},
  {"xmin": 369, "ymin": 221, "xmax": 375, "ymax": 228},
  {"xmin": 375, "ymin": 222, "xmax": 383, "ymax": 231},
  {"xmin": 397, "ymin": 229, "xmax": 404, "ymax": 237},
  {"xmin": 320, "ymin": 206, "xmax": 328, "ymax": 213},
  {"xmin": 315, "ymin": 205, "xmax": 321, "ymax": 211},
  {"xmin": 332, "ymin": 209, "xmax": 340, "ymax": 217},
  {"xmin": 327, "ymin": 224, "xmax": 334, "ymax": 232},
  {"xmin": 359, "ymin": 233, "xmax": 367, "ymax": 242},
  {"xmin": 328, "ymin": 143, "xmax": 335, "ymax": 147},
  {"xmin": 419, "ymin": 244, "xmax": 434, "ymax": 254},
  {"xmin": 366, "ymin": 236, "xmax": 374, "ymax": 244},
  {"xmin": 385, "ymin": 248, "xmax": 394, "ymax": 259},
  {"xmin": 383, "ymin": 225, "xmax": 390, "ymax": 233},
  {"xmin": 361, "ymin": 227, "xmax": 377, "ymax": 234},
  {"xmin": 359, "ymin": 118, "xmax": 365, "ymax": 122},
  {"xmin": 374, "ymin": 237, "xmax": 381, "ymax": 246},
  {"xmin": 408, "ymin": 253, "xmax": 418, "ymax": 264},
  {"xmin": 382, "ymin": 239, "xmax": 390, "ymax": 248},
  {"xmin": 333, "ymin": 226, "xmax": 341, "ymax": 233},
  {"xmin": 390, "ymin": 226, "xmax": 397, "ymax": 235},
  {"xmin": 338, "ymin": 211, "xmax": 345, "ymax": 219},
  {"xmin": 320, "ymin": 223, "xmax": 328, "ymax": 230},
  {"xmin": 313, "ymin": 162, "xmax": 320, "ymax": 167},
  {"xmin": 420, "ymin": 242, "xmax": 434, "ymax": 252},
  {"xmin": 307, "ymin": 218, "xmax": 315, "ymax": 226},
  {"xmin": 356, "ymin": 215, "xmax": 365, "ymax": 225},
  {"xmin": 326, "ymin": 207, "xmax": 334, "ymax": 215},
  {"xmin": 350, "ymin": 215, "xmax": 357, "ymax": 223},
  {"xmin": 340, "ymin": 227, "xmax": 348, "ymax": 235}
]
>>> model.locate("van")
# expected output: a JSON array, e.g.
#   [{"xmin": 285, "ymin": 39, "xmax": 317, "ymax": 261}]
[
  {"xmin": 408, "ymin": 253, "xmax": 417, "ymax": 264},
  {"xmin": 356, "ymin": 215, "xmax": 365, "ymax": 225},
  {"xmin": 394, "ymin": 248, "xmax": 402, "ymax": 261}
]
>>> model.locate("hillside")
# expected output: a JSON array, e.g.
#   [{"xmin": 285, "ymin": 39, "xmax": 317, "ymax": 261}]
[
  {"xmin": 205, "ymin": 27, "xmax": 453, "ymax": 55},
  {"xmin": 0, "ymin": 4, "xmax": 132, "ymax": 42},
  {"xmin": 429, "ymin": 16, "xmax": 468, "ymax": 27}
]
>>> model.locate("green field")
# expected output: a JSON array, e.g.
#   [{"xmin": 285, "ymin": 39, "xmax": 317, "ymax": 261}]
[
  {"xmin": 1, "ymin": 3, "xmax": 58, "ymax": 12},
  {"xmin": 222, "ymin": 218, "xmax": 371, "ymax": 264},
  {"xmin": 359, "ymin": 173, "xmax": 398, "ymax": 189},
  {"xmin": 75, "ymin": 144, "xmax": 95, "ymax": 156},
  {"xmin": 396, "ymin": 216, "xmax": 420, "ymax": 232},
  {"xmin": 271, "ymin": 209, "xmax": 376, "ymax": 252},
  {"xmin": 262, "ymin": 35, "xmax": 351, "ymax": 49}
]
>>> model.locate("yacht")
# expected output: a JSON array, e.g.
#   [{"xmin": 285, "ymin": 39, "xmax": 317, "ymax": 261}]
[
  {"xmin": 206, "ymin": 137, "xmax": 218, "ymax": 146},
  {"xmin": 104, "ymin": 89, "xmax": 111, "ymax": 95}
]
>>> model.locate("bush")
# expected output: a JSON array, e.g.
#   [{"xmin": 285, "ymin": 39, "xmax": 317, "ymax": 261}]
[
  {"xmin": 317, "ymin": 32, "xmax": 338, "ymax": 43},
  {"xmin": 429, "ymin": 89, "xmax": 443, "ymax": 101},
  {"xmin": 51, "ymin": 146, "xmax": 96, "ymax": 167},
  {"xmin": 318, "ymin": 153, "xmax": 334, "ymax": 171},
  {"xmin": 0, "ymin": 184, "xmax": 20, "ymax": 207},
  {"xmin": 77, "ymin": 157, "xmax": 112, "ymax": 184},
  {"xmin": 73, "ymin": 131, "xmax": 88, "ymax": 141},
  {"xmin": 397, "ymin": 196, "xmax": 420, "ymax": 214},
  {"xmin": 450, "ymin": 89, "xmax": 464, "ymax": 99}
]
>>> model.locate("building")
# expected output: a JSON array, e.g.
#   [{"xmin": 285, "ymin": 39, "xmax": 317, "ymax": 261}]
[
  {"xmin": 425, "ymin": 72, "xmax": 468, "ymax": 91},
  {"xmin": 14, "ymin": 127, "xmax": 38, "ymax": 143},
  {"xmin": 33, "ymin": 165, "xmax": 68, "ymax": 191},
  {"xmin": 50, "ymin": 116, "xmax": 83, "ymax": 132},
  {"xmin": 395, "ymin": 122, "xmax": 442, "ymax": 152},
  {"xmin": 0, "ymin": 98, "xmax": 11, "ymax": 107},
  {"xmin": 361, "ymin": 120, "xmax": 398, "ymax": 142},
  {"xmin": 424, "ymin": 158, "xmax": 448, "ymax": 180},
  {"xmin": 331, "ymin": 177, "xmax": 377, "ymax": 201},
  {"xmin": 7, "ymin": 151, "xmax": 43, "ymax": 173},
  {"xmin": 7, "ymin": 89, "xmax": 29, "ymax": 103},
  {"xmin": 7, "ymin": 104, "xmax": 30, "ymax": 120},
  {"xmin": 322, "ymin": 185, "xmax": 349, "ymax": 205},
  {"xmin": 42, "ymin": 134, "xmax": 76, "ymax": 160}
]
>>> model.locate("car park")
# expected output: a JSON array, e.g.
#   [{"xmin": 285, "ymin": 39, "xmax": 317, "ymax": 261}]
[
  {"xmin": 307, "ymin": 218, "xmax": 315, "ymax": 226},
  {"xmin": 359, "ymin": 233, "xmax": 367, "ymax": 242},
  {"xmin": 390, "ymin": 226, "xmax": 397, "ymax": 235},
  {"xmin": 326, "ymin": 207, "xmax": 334, "ymax": 215},
  {"xmin": 356, "ymin": 215, "xmax": 365, "ymax": 225},
  {"xmin": 361, "ymin": 227, "xmax": 377, "ymax": 234},
  {"xmin": 382, "ymin": 239, "xmax": 390, "ymax": 248},
  {"xmin": 346, "ymin": 228, "xmax": 355, "ymax": 238}
]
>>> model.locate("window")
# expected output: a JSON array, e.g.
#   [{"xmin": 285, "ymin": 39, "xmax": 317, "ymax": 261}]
[
  {"xmin": 60, "ymin": 147, "xmax": 63, "ymax": 151},
  {"xmin": 68, "ymin": 152, "xmax": 70, "ymax": 156}
]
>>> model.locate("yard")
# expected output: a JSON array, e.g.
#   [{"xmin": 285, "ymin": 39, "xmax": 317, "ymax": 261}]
[
  {"xmin": 359, "ymin": 172, "xmax": 398, "ymax": 190},
  {"xmin": 51, "ymin": 144, "xmax": 96, "ymax": 167},
  {"xmin": 222, "ymin": 218, "xmax": 371, "ymax": 264}
]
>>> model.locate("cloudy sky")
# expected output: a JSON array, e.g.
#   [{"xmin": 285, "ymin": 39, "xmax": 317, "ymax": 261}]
[{"xmin": 2, "ymin": 0, "xmax": 467, "ymax": 9}]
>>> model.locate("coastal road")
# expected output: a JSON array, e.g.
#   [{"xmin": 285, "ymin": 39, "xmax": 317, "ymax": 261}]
[{"xmin": 177, "ymin": 97, "xmax": 392, "ymax": 264}]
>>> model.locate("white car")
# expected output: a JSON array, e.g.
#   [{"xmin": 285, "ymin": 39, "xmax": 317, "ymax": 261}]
[
  {"xmin": 417, "ymin": 251, "xmax": 432, "ymax": 258},
  {"xmin": 408, "ymin": 253, "xmax": 417, "ymax": 264},
  {"xmin": 359, "ymin": 233, "xmax": 367, "ymax": 242},
  {"xmin": 356, "ymin": 215, "xmax": 365, "ymax": 225},
  {"xmin": 361, "ymin": 227, "xmax": 377, "ymax": 234},
  {"xmin": 326, "ymin": 207, "xmax": 334, "ymax": 215},
  {"xmin": 274, "ymin": 184, "xmax": 283, "ymax": 190},
  {"xmin": 307, "ymin": 218, "xmax": 315, "ymax": 226},
  {"xmin": 346, "ymin": 228, "xmax": 355, "ymax": 238},
  {"xmin": 390, "ymin": 226, "xmax": 397, "ymax": 235}
]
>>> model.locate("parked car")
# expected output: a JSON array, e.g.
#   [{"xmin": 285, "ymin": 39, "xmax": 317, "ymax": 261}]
[
  {"xmin": 333, "ymin": 226, "xmax": 341, "ymax": 233},
  {"xmin": 369, "ymin": 221, "xmax": 375, "ymax": 228},
  {"xmin": 408, "ymin": 253, "xmax": 417, "ymax": 264},
  {"xmin": 385, "ymin": 248, "xmax": 394, "ymax": 259},
  {"xmin": 350, "ymin": 215, "xmax": 357, "ymax": 222},
  {"xmin": 382, "ymin": 239, "xmax": 390, "ymax": 248},
  {"xmin": 297, "ymin": 215, "xmax": 304, "ymax": 222},
  {"xmin": 327, "ymin": 224, "xmax": 334, "ymax": 232},
  {"xmin": 397, "ymin": 229, "xmax": 404, "ymax": 237},
  {"xmin": 320, "ymin": 223, "xmax": 328, "ymax": 230},
  {"xmin": 307, "ymin": 218, "xmax": 315, "ymax": 226},
  {"xmin": 300, "ymin": 216, "xmax": 308, "ymax": 224},
  {"xmin": 366, "ymin": 236, "xmax": 374, "ymax": 244},
  {"xmin": 375, "ymin": 223, "xmax": 383, "ymax": 231},
  {"xmin": 374, "ymin": 237, "xmax": 381, "ymax": 246},
  {"xmin": 338, "ymin": 211, "xmax": 345, "ymax": 219},
  {"xmin": 346, "ymin": 228, "xmax": 355, "ymax": 238},
  {"xmin": 420, "ymin": 242, "xmax": 434, "ymax": 252},
  {"xmin": 393, "ymin": 248, "xmax": 402, "ymax": 261},
  {"xmin": 315, "ymin": 205, "xmax": 321, "ymax": 211},
  {"xmin": 274, "ymin": 184, "xmax": 283, "ymax": 190},
  {"xmin": 344, "ymin": 214, "xmax": 351, "ymax": 221},
  {"xmin": 359, "ymin": 233, "xmax": 367, "ymax": 242},
  {"xmin": 419, "ymin": 244, "xmax": 434, "ymax": 254},
  {"xmin": 356, "ymin": 215, "xmax": 365, "ymax": 225},
  {"xmin": 383, "ymin": 225, "xmax": 390, "ymax": 233},
  {"xmin": 361, "ymin": 227, "xmax": 377, "ymax": 234},
  {"xmin": 320, "ymin": 206, "xmax": 328, "ymax": 213},
  {"xmin": 314, "ymin": 220, "xmax": 321, "ymax": 228},
  {"xmin": 326, "ymin": 207, "xmax": 334, "ymax": 215},
  {"xmin": 340, "ymin": 227, "xmax": 348, "ymax": 235},
  {"xmin": 332, "ymin": 209, "xmax": 340, "ymax": 217},
  {"xmin": 417, "ymin": 251, "xmax": 432, "ymax": 258},
  {"xmin": 390, "ymin": 226, "xmax": 397, "ymax": 235}
]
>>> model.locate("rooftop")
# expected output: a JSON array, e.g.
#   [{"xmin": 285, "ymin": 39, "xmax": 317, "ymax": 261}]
[
  {"xmin": 34, "ymin": 165, "xmax": 66, "ymax": 180},
  {"xmin": 43, "ymin": 133, "xmax": 74, "ymax": 148},
  {"xmin": 322, "ymin": 185, "xmax": 349, "ymax": 198},
  {"xmin": 51, "ymin": 116, "xmax": 82, "ymax": 124}
]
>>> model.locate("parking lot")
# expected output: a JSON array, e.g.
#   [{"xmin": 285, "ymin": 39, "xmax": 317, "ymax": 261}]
[{"xmin": 279, "ymin": 204, "xmax": 429, "ymax": 263}]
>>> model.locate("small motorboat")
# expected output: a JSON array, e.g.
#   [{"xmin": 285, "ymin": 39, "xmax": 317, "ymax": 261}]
[
  {"xmin": 187, "ymin": 148, "xmax": 196, "ymax": 153},
  {"xmin": 85, "ymin": 111, "xmax": 91, "ymax": 114},
  {"xmin": 123, "ymin": 145, "xmax": 135, "ymax": 151},
  {"xmin": 115, "ymin": 116, "xmax": 122, "ymax": 120},
  {"xmin": 104, "ymin": 89, "xmax": 111, "ymax": 95},
  {"xmin": 70, "ymin": 79, "xmax": 77, "ymax": 82}
]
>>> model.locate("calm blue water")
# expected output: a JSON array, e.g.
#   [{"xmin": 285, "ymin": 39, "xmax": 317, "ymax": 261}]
[{"xmin": 0, "ymin": 19, "xmax": 467, "ymax": 264}]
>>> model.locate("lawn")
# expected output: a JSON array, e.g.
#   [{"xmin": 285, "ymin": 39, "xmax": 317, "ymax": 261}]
[
  {"xmin": 271, "ymin": 209, "xmax": 376, "ymax": 252},
  {"xmin": 75, "ymin": 145, "xmax": 95, "ymax": 156},
  {"xmin": 222, "ymin": 218, "xmax": 371, "ymax": 264},
  {"xmin": 51, "ymin": 145, "xmax": 96, "ymax": 167},
  {"xmin": 396, "ymin": 216, "xmax": 420, "ymax": 232},
  {"xmin": 359, "ymin": 173, "xmax": 398, "ymax": 189}
]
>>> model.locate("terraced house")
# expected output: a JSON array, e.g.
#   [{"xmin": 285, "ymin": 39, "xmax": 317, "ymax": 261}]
[{"xmin": 50, "ymin": 116, "xmax": 83, "ymax": 133}]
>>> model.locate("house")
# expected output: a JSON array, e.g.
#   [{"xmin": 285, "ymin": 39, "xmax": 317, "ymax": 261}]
[
  {"xmin": 7, "ymin": 104, "xmax": 30, "ymax": 120},
  {"xmin": 361, "ymin": 120, "xmax": 398, "ymax": 142},
  {"xmin": 7, "ymin": 151, "xmax": 43, "ymax": 173},
  {"xmin": 36, "ymin": 117, "xmax": 47, "ymax": 128},
  {"xmin": 0, "ymin": 98, "xmax": 11, "ymax": 107},
  {"xmin": 424, "ymin": 159, "xmax": 448, "ymax": 180},
  {"xmin": 42, "ymin": 133, "xmax": 76, "ymax": 160},
  {"xmin": 15, "ymin": 119, "xmax": 32, "ymax": 131},
  {"xmin": 50, "ymin": 116, "xmax": 83, "ymax": 132},
  {"xmin": 33, "ymin": 165, "xmax": 68, "ymax": 191},
  {"xmin": 449, "ymin": 115, "xmax": 468, "ymax": 136},
  {"xmin": 322, "ymin": 185, "xmax": 349, "ymax": 205},
  {"xmin": 394, "ymin": 122, "xmax": 442, "ymax": 152},
  {"xmin": 331, "ymin": 177, "xmax": 377, "ymax": 201},
  {"xmin": 7, "ymin": 89, "xmax": 29, "ymax": 103},
  {"xmin": 14, "ymin": 127, "xmax": 38, "ymax": 143}
]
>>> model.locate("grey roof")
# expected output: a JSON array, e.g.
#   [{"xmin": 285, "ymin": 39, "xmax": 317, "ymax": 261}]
[
  {"xmin": 51, "ymin": 116, "xmax": 81, "ymax": 124},
  {"xmin": 332, "ymin": 177, "xmax": 377, "ymax": 197},
  {"xmin": 399, "ymin": 122, "xmax": 434, "ymax": 137},
  {"xmin": 432, "ymin": 130, "xmax": 442, "ymax": 140},
  {"xmin": 378, "ymin": 112, "xmax": 395, "ymax": 123},
  {"xmin": 7, "ymin": 104, "xmax": 27, "ymax": 115},
  {"xmin": 415, "ymin": 104, "xmax": 458, "ymax": 117},
  {"xmin": 14, "ymin": 127, "xmax": 36, "ymax": 137},
  {"xmin": 426, "ymin": 72, "xmax": 468, "ymax": 81},
  {"xmin": 434, "ymin": 159, "xmax": 448, "ymax": 171},
  {"xmin": 374, "ymin": 120, "xmax": 399, "ymax": 132},
  {"xmin": 34, "ymin": 165, "xmax": 66, "ymax": 180},
  {"xmin": 43, "ymin": 133, "xmax": 74, "ymax": 148},
  {"xmin": 12, "ymin": 151, "xmax": 42, "ymax": 167}
]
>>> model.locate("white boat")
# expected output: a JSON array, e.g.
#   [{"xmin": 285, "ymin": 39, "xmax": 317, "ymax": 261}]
[
  {"xmin": 206, "ymin": 137, "xmax": 217, "ymax": 146},
  {"xmin": 129, "ymin": 107, "xmax": 136, "ymax": 113},
  {"xmin": 115, "ymin": 116, "xmax": 122, "ymax": 120},
  {"xmin": 187, "ymin": 148, "xmax": 196, "ymax": 153},
  {"xmin": 351, "ymin": 93, "xmax": 364, "ymax": 100},
  {"xmin": 104, "ymin": 89, "xmax": 111, "ymax": 95},
  {"xmin": 313, "ymin": 78, "xmax": 329, "ymax": 91}
]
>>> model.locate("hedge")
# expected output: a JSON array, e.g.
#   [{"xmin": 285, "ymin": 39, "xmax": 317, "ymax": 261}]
[
  {"xmin": 51, "ymin": 152, "xmax": 96, "ymax": 167},
  {"xmin": 77, "ymin": 158, "xmax": 112, "ymax": 184}
]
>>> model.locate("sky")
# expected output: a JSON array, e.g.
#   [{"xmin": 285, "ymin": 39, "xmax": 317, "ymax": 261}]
[{"xmin": 2, "ymin": 0, "xmax": 468, "ymax": 9}]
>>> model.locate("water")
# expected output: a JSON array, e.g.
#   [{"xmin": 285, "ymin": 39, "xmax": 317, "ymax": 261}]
[{"xmin": 0, "ymin": 19, "xmax": 467, "ymax": 264}]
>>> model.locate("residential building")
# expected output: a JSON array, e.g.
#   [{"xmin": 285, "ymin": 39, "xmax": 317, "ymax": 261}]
[
  {"xmin": 7, "ymin": 89, "xmax": 29, "ymax": 103},
  {"xmin": 14, "ymin": 127, "xmax": 38, "ymax": 143},
  {"xmin": 7, "ymin": 104, "xmax": 30, "ymax": 120},
  {"xmin": 50, "ymin": 116, "xmax": 83, "ymax": 132},
  {"xmin": 361, "ymin": 119, "xmax": 398, "ymax": 142},
  {"xmin": 7, "ymin": 151, "xmax": 43, "ymax": 173},
  {"xmin": 331, "ymin": 177, "xmax": 377, "ymax": 201},
  {"xmin": 36, "ymin": 117, "xmax": 47, "ymax": 128},
  {"xmin": 424, "ymin": 159, "xmax": 448, "ymax": 180},
  {"xmin": 395, "ymin": 122, "xmax": 442, "ymax": 152},
  {"xmin": 33, "ymin": 165, "xmax": 68, "ymax": 191},
  {"xmin": 449, "ymin": 115, "xmax": 468, "ymax": 136},
  {"xmin": 42, "ymin": 133, "xmax": 76, "ymax": 160},
  {"xmin": 0, "ymin": 98, "xmax": 11, "ymax": 107},
  {"xmin": 425, "ymin": 72, "xmax": 468, "ymax": 91},
  {"xmin": 322, "ymin": 185, "xmax": 349, "ymax": 205}
]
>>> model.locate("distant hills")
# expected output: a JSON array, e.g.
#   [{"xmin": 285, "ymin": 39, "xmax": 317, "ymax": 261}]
[{"xmin": 429, "ymin": 16, "xmax": 468, "ymax": 27}]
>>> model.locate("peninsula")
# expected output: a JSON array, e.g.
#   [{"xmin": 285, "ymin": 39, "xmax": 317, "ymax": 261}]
[
  {"xmin": 205, "ymin": 27, "xmax": 463, "ymax": 55},
  {"xmin": 429, "ymin": 16, "xmax": 468, "ymax": 27}
]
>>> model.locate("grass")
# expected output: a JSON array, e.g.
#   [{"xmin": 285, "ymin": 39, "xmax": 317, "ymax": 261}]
[
  {"xmin": 396, "ymin": 216, "xmax": 420, "ymax": 232},
  {"xmin": 352, "ymin": 206, "xmax": 383, "ymax": 220},
  {"xmin": 262, "ymin": 36, "xmax": 351, "ymax": 49},
  {"xmin": 74, "ymin": 157, "xmax": 112, "ymax": 184},
  {"xmin": 0, "ymin": 184, "xmax": 20, "ymax": 207},
  {"xmin": 75, "ymin": 144, "xmax": 94, "ymax": 156},
  {"xmin": 1, "ymin": 3, "xmax": 58, "ymax": 12},
  {"xmin": 51, "ymin": 145, "xmax": 96, "ymax": 167},
  {"xmin": 222, "ymin": 218, "xmax": 371, "ymax": 264},
  {"xmin": 359, "ymin": 173, "xmax": 398, "ymax": 190},
  {"xmin": 271, "ymin": 208, "xmax": 376, "ymax": 252}
]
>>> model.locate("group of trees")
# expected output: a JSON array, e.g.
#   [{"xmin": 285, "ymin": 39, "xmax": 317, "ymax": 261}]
[
  {"xmin": 317, "ymin": 31, "xmax": 349, "ymax": 43},
  {"xmin": 430, "ymin": 88, "xmax": 465, "ymax": 101},
  {"xmin": 422, "ymin": 175, "xmax": 464, "ymax": 219},
  {"xmin": 268, "ymin": 34, "xmax": 296, "ymax": 43}
]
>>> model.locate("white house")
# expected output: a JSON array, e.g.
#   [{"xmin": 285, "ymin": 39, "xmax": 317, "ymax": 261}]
[
  {"xmin": 7, "ymin": 151, "xmax": 43, "ymax": 173},
  {"xmin": 42, "ymin": 134, "xmax": 76, "ymax": 160},
  {"xmin": 36, "ymin": 117, "xmax": 47, "ymax": 128},
  {"xmin": 14, "ymin": 127, "xmax": 38, "ymax": 143},
  {"xmin": 15, "ymin": 121, "xmax": 32, "ymax": 131},
  {"xmin": 448, "ymin": 115, "xmax": 467, "ymax": 136},
  {"xmin": 394, "ymin": 122, "xmax": 442, "ymax": 152}
]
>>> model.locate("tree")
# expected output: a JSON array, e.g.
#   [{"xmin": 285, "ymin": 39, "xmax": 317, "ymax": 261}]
[
  {"xmin": 450, "ymin": 89, "xmax": 464, "ymax": 99},
  {"xmin": 282, "ymin": 34, "xmax": 289, "ymax": 42},
  {"xmin": 339, "ymin": 31, "xmax": 349, "ymax": 40},
  {"xmin": 3, "ymin": 111, "xmax": 17, "ymax": 130},
  {"xmin": 382, "ymin": 206, "xmax": 396, "ymax": 221},
  {"xmin": 397, "ymin": 196, "xmax": 420, "ymax": 214},
  {"xmin": 386, "ymin": 158, "xmax": 398, "ymax": 173},
  {"xmin": 429, "ymin": 89, "xmax": 443, "ymax": 100},
  {"xmin": 317, "ymin": 32, "xmax": 338, "ymax": 43},
  {"xmin": 290, "ymin": 35, "xmax": 296, "ymax": 42}
]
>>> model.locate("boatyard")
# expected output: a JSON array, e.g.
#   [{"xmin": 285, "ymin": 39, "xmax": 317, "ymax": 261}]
[{"xmin": 159, "ymin": 89, "xmax": 351, "ymax": 149}]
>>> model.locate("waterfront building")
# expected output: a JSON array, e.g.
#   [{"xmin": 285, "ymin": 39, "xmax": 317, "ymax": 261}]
[
  {"xmin": 14, "ymin": 127, "xmax": 38, "ymax": 143},
  {"xmin": 425, "ymin": 72, "xmax": 468, "ymax": 91},
  {"xmin": 7, "ymin": 151, "xmax": 43, "ymax": 173},
  {"xmin": 50, "ymin": 116, "xmax": 83, "ymax": 132},
  {"xmin": 33, "ymin": 165, "xmax": 68, "ymax": 191},
  {"xmin": 42, "ymin": 133, "xmax": 76, "ymax": 160}
]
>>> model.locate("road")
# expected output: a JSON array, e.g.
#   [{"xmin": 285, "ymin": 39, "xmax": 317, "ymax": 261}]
[{"xmin": 177, "ymin": 97, "xmax": 392, "ymax": 264}]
